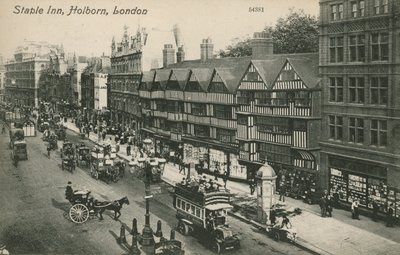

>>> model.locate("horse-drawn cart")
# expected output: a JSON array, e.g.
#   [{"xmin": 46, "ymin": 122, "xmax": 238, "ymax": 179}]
[
  {"xmin": 61, "ymin": 142, "xmax": 76, "ymax": 172},
  {"xmin": 77, "ymin": 146, "xmax": 91, "ymax": 167},
  {"xmin": 68, "ymin": 189, "xmax": 129, "ymax": 223}
]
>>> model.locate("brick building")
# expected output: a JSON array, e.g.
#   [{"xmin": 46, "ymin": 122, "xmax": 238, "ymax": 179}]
[{"xmin": 319, "ymin": 0, "xmax": 400, "ymax": 216}]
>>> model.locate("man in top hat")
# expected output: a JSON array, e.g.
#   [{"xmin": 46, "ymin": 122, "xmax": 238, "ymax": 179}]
[{"xmin": 0, "ymin": 243, "xmax": 9, "ymax": 255}]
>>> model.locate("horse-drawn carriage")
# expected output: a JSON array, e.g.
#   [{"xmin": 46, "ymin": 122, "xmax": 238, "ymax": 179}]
[
  {"xmin": 67, "ymin": 189, "xmax": 129, "ymax": 224},
  {"xmin": 76, "ymin": 146, "xmax": 91, "ymax": 167},
  {"xmin": 61, "ymin": 142, "xmax": 76, "ymax": 172},
  {"xmin": 55, "ymin": 125, "xmax": 66, "ymax": 140},
  {"xmin": 90, "ymin": 146, "xmax": 119, "ymax": 183}
]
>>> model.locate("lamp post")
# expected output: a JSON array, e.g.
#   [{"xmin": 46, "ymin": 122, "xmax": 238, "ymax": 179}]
[{"xmin": 131, "ymin": 145, "xmax": 166, "ymax": 248}]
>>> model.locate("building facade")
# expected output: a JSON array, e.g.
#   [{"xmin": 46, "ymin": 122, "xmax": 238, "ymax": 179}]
[
  {"xmin": 5, "ymin": 41, "xmax": 60, "ymax": 108},
  {"xmin": 138, "ymin": 33, "xmax": 321, "ymax": 196},
  {"xmin": 319, "ymin": 0, "xmax": 400, "ymax": 217},
  {"xmin": 109, "ymin": 27, "xmax": 143, "ymax": 133}
]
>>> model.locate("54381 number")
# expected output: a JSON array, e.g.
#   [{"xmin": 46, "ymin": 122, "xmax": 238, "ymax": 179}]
[{"xmin": 249, "ymin": 7, "xmax": 264, "ymax": 12}]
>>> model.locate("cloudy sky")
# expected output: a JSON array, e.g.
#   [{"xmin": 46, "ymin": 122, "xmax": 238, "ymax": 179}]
[{"xmin": 0, "ymin": 0, "xmax": 319, "ymax": 65}]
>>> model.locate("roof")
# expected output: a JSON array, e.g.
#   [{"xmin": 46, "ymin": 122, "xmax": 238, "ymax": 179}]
[
  {"xmin": 153, "ymin": 69, "xmax": 171, "ymax": 90},
  {"xmin": 140, "ymin": 70, "xmax": 155, "ymax": 90},
  {"xmin": 205, "ymin": 203, "xmax": 233, "ymax": 211},
  {"xmin": 251, "ymin": 58, "xmax": 286, "ymax": 89},
  {"xmin": 189, "ymin": 68, "xmax": 214, "ymax": 91},
  {"xmin": 170, "ymin": 69, "xmax": 190, "ymax": 90},
  {"xmin": 286, "ymin": 55, "xmax": 320, "ymax": 89}
]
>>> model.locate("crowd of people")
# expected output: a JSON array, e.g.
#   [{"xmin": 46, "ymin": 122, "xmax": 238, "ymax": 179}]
[{"xmin": 179, "ymin": 175, "xmax": 226, "ymax": 194}]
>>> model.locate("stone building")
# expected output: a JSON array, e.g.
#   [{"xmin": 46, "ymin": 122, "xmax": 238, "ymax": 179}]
[
  {"xmin": 319, "ymin": 0, "xmax": 400, "ymax": 216},
  {"xmin": 5, "ymin": 41, "xmax": 59, "ymax": 108}
]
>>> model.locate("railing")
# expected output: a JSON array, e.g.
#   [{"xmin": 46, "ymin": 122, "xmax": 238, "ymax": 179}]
[
  {"xmin": 139, "ymin": 91, "xmax": 151, "ymax": 98},
  {"xmin": 165, "ymin": 91, "xmax": 184, "ymax": 100},
  {"xmin": 152, "ymin": 110, "xmax": 168, "ymax": 118},
  {"xmin": 151, "ymin": 91, "xmax": 165, "ymax": 99}
]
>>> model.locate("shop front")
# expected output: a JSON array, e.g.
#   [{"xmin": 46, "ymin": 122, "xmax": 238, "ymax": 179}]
[
  {"xmin": 182, "ymin": 137, "xmax": 247, "ymax": 181},
  {"xmin": 328, "ymin": 156, "xmax": 391, "ymax": 214}
]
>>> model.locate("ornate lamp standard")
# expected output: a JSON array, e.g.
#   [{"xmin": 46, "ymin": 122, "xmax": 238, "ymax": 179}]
[{"xmin": 130, "ymin": 139, "xmax": 166, "ymax": 248}]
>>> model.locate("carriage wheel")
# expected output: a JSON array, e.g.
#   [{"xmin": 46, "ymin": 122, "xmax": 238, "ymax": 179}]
[{"xmin": 69, "ymin": 204, "xmax": 89, "ymax": 224}]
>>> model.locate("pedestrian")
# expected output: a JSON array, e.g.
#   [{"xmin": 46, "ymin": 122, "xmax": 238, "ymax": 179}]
[
  {"xmin": 333, "ymin": 187, "xmax": 340, "ymax": 209},
  {"xmin": 102, "ymin": 131, "xmax": 106, "ymax": 141},
  {"xmin": 270, "ymin": 205, "xmax": 277, "ymax": 225},
  {"xmin": 386, "ymin": 203, "xmax": 395, "ymax": 227},
  {"xmin": 65, "ymin": 181, "xmax": 73, "ymax": 202},
  {"xmin": 351, "ymin": 199, "xmax": 360, "ymax": 220},
  {"xmin": 86, "ymin": 127, "xmax": 90, "ymax": 138},
  {"xmin": 1, "ymin": 124, "xmax": 5, "ymax": 134},
  {"xmin": 326, "ymin": 195, "xmax": 333, "ymax": 217},
  {"xmin": 127, "ymin": 144, "xmax": 131, "ymax": 156},
  {"xmin": 0, "ymin": 243, "xmax": 9, "ymax": 255},
  {"xmin": 279, "ymin": 183, "xmax": 286, "ymax": 202},
  {"xmin": 178, "ymin": 155, "xmax": 185, "ymax": 175},
  {"xmin": 47, "ymin": 144, "xmax": 51, "ymax": 158},
  {"xmin": 319, "ymin": 195, "xmax": 327, "ymax": 217},
  {"xmin": 222, "ymin": 170, "xmax": 229, "ymax": 189},
  {"xmin": 372, "ymin": 199, "xmax": 379, "ymax": 222},
  {"xmin": 249, "ymin": 178, "xmax": 256, "ymax": 195},
  {"xmin": 214, "ymin": 162, "xmax": 220, "ymax": 181}
]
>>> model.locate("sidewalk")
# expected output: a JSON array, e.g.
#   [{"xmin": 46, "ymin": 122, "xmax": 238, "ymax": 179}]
[{"xmin": 63, "ymin": 120, "xmax": 400, "ymax": 255}]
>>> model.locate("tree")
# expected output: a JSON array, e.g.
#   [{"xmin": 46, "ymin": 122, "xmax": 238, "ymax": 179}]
[
  {"xmin": 218, "ymin": 8, "xmax": 319, "ymax": 57},
  {"xmin": 218, "ymin": 37, "xmax": 252, "ymax": 58},
  {"xmin": 270, "ymin": 8, "xmax": 319, "ymax": 54}
]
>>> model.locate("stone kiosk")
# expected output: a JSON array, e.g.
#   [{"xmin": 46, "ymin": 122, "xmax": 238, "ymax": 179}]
[{"xmin": 256, "ymin": 163, "xmax": 277, "ymax": 224}]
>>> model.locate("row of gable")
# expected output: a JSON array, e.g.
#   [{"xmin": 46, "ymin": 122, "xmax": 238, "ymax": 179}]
[{"xmin": 138, "ymin": 53, "xmax": 319, "ymax": 94}]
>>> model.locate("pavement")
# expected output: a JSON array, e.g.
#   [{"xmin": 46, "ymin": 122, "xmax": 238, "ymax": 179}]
[{"xmin": 61, "ymin": 119, "xmax": 400, "ymax": 255}]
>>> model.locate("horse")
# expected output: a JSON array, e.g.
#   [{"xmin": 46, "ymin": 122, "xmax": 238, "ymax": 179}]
[{"xmin": 95, "ymin": 196, "xmax": 129, "ymax": 220}]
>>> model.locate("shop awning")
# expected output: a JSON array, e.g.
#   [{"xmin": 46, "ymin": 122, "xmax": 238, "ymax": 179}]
[
  {"xmin": 295, "ymin": 150, "xmax": 315, "ymax": 161},
  {"xmin": 205, "ymin": 203, "xmax": 233, "ymax": 211}
]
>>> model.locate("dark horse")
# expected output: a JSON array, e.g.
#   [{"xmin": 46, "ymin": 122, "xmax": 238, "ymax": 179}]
[{"xmin": 95, "ymin": 196, "xmax": 129, "ymax": 220}]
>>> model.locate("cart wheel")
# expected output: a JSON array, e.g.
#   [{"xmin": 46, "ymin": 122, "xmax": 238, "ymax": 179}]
[
  {"xmin": 177, "ymin": 221, "xmax": 188, "ymax": 235},
  {"xmin": 273, "ymin": 231, "xmax": 280, "ymax": 242},
  {"xmin": 69, "ymin": 204, "xmax": 89, "ymax": 224},
  {"xmin": 213, "ymin": 242, "xmax": 221, "ymax": 254}
]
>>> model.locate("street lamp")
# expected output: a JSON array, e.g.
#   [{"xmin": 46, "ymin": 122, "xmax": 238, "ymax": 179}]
[{"xmin": 132, "ymin": 155, "xmax": 166, "ymax": 248}]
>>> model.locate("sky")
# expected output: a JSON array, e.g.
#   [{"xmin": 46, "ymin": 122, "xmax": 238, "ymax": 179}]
[{"xmin": 0, "ymin": 0, "xmax": 319, "ymax": 65}]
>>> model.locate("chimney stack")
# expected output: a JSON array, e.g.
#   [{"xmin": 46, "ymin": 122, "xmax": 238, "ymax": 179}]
[
  {"xmin": 251, "ymin": 32, "xmax": 273, "ymax": 59},
  {"xmin": 200, "ymin": 38, "xmax": 213, "ymax": 61},
  {"xmin": 177, "ymin": 46, "xmax": 185, "ymax": 63},
  {"xmin": 163, "ymin": 44, "xmax": 175, "ymax": 68}
]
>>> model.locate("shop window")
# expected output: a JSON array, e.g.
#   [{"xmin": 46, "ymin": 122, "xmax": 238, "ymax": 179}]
[
  {"xmin": 195, "ymin": 207, "xmax": 201, "ymax": 218},
  {"xmin": 186, "ymin": 203, "xmax": 191, "ymax": 212},
  {"xmin": 349, "ymin": 117, "xmax": 364, "ymax": 144},
  {"xmin": 329, "ymin": 37, "xmax": 344, "ymax": 63},
  {"xmin": 181, "ymin": 201, "xmax": 186, "ymax": 210},
  {"xmin": 177, "ymin": 199, "xmax": 181, "ymax": 209},
  {"xmin": 371, "ymin": 33, "xmax": 389, "ymax": 61},
  {"xmin": 349, "ymin": 77, "xmax": 365, "ymax": 103},
  {"xmin": 348, "ymin": 174, "xmax": 367, "ymax": 206},
  {"xmin": 368, "ymin": 178, "xmax": 388, "ymax": 213},
  {"xmin": 370, "ymin": 119, "xmax": 387, "ymax": 147},
  {"xmin": 349, "ymin": 35, "xmax": 365, "ymax": 62},
  {"xmin": 214, "ymin": 105, "xmax": 232, "ymax": 119},
  {"xmin": 370, "ymin": 77, "xmax": 388, "ymax": 105},
  {"xmin": 328, "ymin": 115, "xmax": 343, "ymax": 140},
  {"xmin": 329, "ymin": 77, "xmax": 344, "ymax": 102}
]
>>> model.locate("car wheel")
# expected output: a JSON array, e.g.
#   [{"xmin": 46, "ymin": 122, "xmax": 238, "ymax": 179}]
[{"xmin": 213, "ymin": 242, "xmax": 221, "ymax": 254}]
